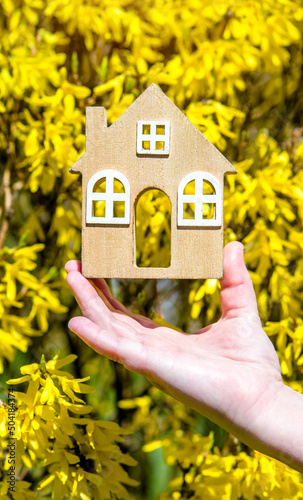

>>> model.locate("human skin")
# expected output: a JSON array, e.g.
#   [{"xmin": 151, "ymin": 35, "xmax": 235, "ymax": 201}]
[{"xmin": 65, "ymin": 242, "xmax": 303, "ymax": 473}]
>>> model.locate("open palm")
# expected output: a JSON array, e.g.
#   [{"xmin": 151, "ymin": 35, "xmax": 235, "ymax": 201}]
[{"xmin": 66, "ymin": 242, "xmax": 284, "ymax": 453}]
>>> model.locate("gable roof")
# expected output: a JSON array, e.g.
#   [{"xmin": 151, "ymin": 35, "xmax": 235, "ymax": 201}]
[{"xmin": 70, "ymin": 84, "xmax": 236, "ymax": 174}]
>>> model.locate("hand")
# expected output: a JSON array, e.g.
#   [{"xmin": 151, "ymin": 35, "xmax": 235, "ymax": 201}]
[{"xmin": 65, "ymin": 242, "xmax": 303, "ymax": 472}]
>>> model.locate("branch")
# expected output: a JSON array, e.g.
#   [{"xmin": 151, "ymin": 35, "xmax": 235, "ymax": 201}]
[{"xmin": 0, "ymin": 161, "xmax": 13, "ymax": 249}]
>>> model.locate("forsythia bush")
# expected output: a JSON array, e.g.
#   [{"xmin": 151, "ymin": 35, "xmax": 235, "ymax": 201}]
[
  {"xmin": 0, "ymin": 0, "xmax": 302, "ymax": 498},
  {"xmin": 1, "ymin": 354, "xmax": 137, "ymax": 499}
]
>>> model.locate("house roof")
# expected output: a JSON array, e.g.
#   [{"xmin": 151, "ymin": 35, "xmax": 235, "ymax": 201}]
[{"xmin": 70, "ymin": 83, "xmax": 237, "ymax": 175}]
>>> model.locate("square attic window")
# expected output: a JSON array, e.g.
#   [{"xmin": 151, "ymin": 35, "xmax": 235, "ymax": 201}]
[{"xmin": 137, "ymin": 121, "xmax": 170, "ymax": 155}]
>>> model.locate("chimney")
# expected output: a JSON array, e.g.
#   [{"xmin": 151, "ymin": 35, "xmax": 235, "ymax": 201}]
[{"xmin": 85, "ymin": 107, "xmax": 107, "ymax": 152}]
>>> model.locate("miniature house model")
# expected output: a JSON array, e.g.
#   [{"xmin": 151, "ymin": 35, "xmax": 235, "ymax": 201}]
[{"xmin": 70, "ymin": 84, "xmax": 236, "ymax": 279}]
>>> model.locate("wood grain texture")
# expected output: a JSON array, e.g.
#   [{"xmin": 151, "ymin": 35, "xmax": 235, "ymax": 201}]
[{"xmin": 70, "ymin": 84, "xmax": 237, "ymax": 279}]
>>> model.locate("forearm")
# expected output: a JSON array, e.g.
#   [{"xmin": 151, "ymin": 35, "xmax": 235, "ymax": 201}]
[{"xmin": 248, "ymin": 383, "xmax": 303, "ymax": 473}]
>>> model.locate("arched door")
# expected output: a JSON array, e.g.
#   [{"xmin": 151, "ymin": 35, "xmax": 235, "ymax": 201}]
[{"xmin": 135, "ymin": 189, "xmax": 171, "ymax": 268}]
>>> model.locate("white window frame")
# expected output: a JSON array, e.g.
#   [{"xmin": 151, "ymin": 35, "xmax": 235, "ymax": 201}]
[
  {"xmin": 137, "ymin": 121, "xmax": 170, "ymax": 155},
  {"xmin": 177, "ymin": 171, "xmax": 222, "ymax": 227},
  {"xmin": 86, "ymin": 169, "xmax": 130, "ymax": 224}
]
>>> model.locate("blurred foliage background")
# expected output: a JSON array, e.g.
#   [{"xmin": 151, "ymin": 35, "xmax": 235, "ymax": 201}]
[{"xmin": 1, "ymin": 0, "xmax": 303, "ymax": 498}]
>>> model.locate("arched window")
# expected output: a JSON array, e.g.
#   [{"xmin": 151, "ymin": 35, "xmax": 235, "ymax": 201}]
[
  {"xmin": 177, "ymin": 172, "xmax": 222, "ymax": 227},
  {"xmin": 86, "ymin": 170, "xmax": 130, "ymax": 224}
]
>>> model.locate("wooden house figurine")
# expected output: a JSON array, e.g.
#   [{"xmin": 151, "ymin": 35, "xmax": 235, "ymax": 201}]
[{"xmin": 70, "ymin": 84, "xmax": 236, "ymax": 279}]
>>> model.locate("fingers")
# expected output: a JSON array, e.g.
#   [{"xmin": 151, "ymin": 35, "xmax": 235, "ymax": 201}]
[
  {"xmin": 65, "ymin": 262, "xmax": 120, "ymax": 319},
  {"xmin": 66, "ymin": 270, "xmax": 108, "ymax": 324},
  {"xmin": 65, "ymin": 260, "xmax": 82, "ymax": 273},
  {"xmin": 65, "ymin": 263, "xmax": 114, "ymax": 309},
  {"xmin": 69, "ymin": 316, "xmax": 120, "ymax": 361},
  {"xmin": 91, "ymin": 277, "xmax": 145, "ymax": 319},
  {"xmin": 95, "ymin": 280, "xmax": 159, "ymax": 329},
  {"xmin": 65, "ymin": 262, "xmax": 116, "ymax": 314},
  {"xmin": 220, "ymin": 242, "xmax": 259, "ymax": 318},
  {"xmin": 65, "ymin": 260, "xmax": 158, "ymax": 329},
  {"xmin": 68, "ymin": 316, "xmax": 147, "ymax": 372},
  {"xmin": 66, "ymin": 270, "xmax": 140, "ymax": 337}
]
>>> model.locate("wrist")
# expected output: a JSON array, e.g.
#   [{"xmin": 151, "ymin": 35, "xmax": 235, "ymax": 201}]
[{"xmin": 249, "ymin": 382, "xmax": 303, "ymax": 473}]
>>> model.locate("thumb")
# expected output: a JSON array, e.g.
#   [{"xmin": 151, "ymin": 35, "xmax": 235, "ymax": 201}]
[{"xmin": 220, "ymin": 242, "xmax": 259, "ymax": 318}]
